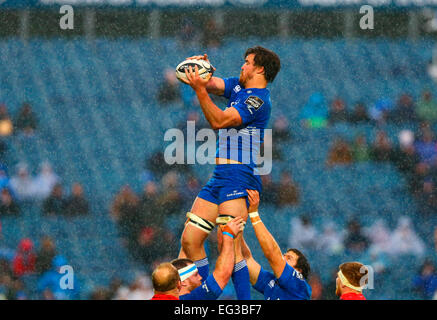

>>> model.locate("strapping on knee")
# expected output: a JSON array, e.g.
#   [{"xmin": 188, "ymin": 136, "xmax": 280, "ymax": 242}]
[
  {"xmin": 186, "ymin": 212, "xmax": 215, "ymax": 234},
  {"xmin": 216, "ymin": 214, "xmax": 246, "ymax": 231}
]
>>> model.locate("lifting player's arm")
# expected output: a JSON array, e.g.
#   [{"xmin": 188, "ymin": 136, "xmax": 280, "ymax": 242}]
[
  {"xmin": 246, "ymin": 189, "xmax": 287, "ymax": 279},
  {"xmin": 240, "ymin": 234, "xmax": 262, "ymax": 286},
  {"xmin": 212, "ymin": 217, "xmax": 245, "ymax": 289},
  {"xmin": 184, "ymin": 62, "xmax": 242, "ymax": 130}
]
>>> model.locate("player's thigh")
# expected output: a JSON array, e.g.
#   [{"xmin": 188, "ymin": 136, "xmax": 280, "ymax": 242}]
[
  {"xmin": 218, "ymin": 197, "xmax": 248, "ymax": 220},
  {"xmin": 190, "ymin": 196, "xmax": 219, "ymax": 223}
]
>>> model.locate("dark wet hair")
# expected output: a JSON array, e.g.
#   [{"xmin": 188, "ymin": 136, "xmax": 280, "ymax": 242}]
[
  {"xmin": 286, "ymin": 248, "xmax": 311, "ymax": 280},
  {"xmin": 244, "ymin": 46, "xmax": 281, "ymax": 83},
  {"xmin": 171, "ymin": 258, "xmax": 194, "ymax": 270}
]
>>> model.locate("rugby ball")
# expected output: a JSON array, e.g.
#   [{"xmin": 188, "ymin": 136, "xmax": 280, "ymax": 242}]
[{"xmin": 175, "ymin": 59, "xmax": 213, "ymax": 83}]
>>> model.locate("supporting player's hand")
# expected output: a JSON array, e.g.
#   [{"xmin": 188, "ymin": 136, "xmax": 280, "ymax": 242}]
[
  {"xmin": 226, "ymin": 216, "xmax": 245, "ymax": 237},
  {"xmin": 184, "ymin": 65, "xmax": 212, "ymax": 92},
  {"xmin": 246, "ymin": 189, "xmax": 260, "ymax": 213}
]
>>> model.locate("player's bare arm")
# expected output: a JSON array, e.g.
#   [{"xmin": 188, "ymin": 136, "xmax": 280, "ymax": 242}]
[
  {"xmin": 246, "ymin": 189, "xmax": 286, "ymax": 279},
  {"xmin": 240, "ymin": 235, "xmax": 262, "ymax": 285},
  {"xmin": 185, "ymin": 65, "xmax": 242, "ymax": 130},
  {"xmin": 212, "ymin": 217, "xmax": 244, "ymax": 289}
]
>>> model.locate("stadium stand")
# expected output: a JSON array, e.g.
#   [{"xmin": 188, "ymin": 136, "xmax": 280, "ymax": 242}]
[{"xmin": 0, "ymin": 38, "xmax": 437, "ymax": 299}]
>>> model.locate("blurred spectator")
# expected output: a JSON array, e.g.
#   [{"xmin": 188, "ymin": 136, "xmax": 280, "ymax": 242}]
[
  {"xmin": 9, "ymin": 163, "xmax": 37, "ymax": 201},
  {"xmin": 0, "ymin": 188, "xmax": 19, "ymax": 217},
  {"xmin": 344, "ymin": 219, "xmax": 370, "ymax": 254},
  {"xmin": 412, "ymin": 260, "xmax": 437, "ymax": 300},
  {"xmin": 178, "ymin": 18, "xmax": 199, "ymax": 48},
  {"xmin": 260, "ymin": 174, "xmax": 279, "ymax": 205},
  {"xmin": 272, "ymin": 115, "xmax": 291, "ymax": 160},
  {"xmin": 364, "ymin": 219, "xmax": 392, "ymax": 255},
  {"xmin": 308, "ymin": 273, "xmax": 323, "ymax": 300},
  {"xmin": 139, "ymin": 181, "xmax": 161, "ymax": 228},
  {"xmin": 90, "ymin": 287, "xmax": 110, "ymax": 300},
  {"xmin": 0, "ymin": 164, "xmax": 11, "ymax": 192},
  {"xmin": 370, "ymin": 130, "xmax": 394, "ymax": 162},
  {"xmin": 326, "ymin": 138, "xmax": 353, "ymax": 167},
  {"xmin": 416, "ymin": 90, "xmax": 437, "ymax": 123},
  {"xmin": 64, "ymin": 183, "xmax": 89, "ymax": 216},
  {"xmin": 146, "ymin": 151, "xmax": 169, "ymax": 178},
  {"xmin": 317, "ymin": 222, "xmax": 345, "ymax": 254},
  {"xmin": 156, "ymin": 68, "xmax": 182, "ymax": 105},
  {"xmin": 391, "ymin": 130, "xmax": 420, "ymax": 177},
  {"xmin": 272, "ymin": 115, "xmax": 292, "ymax": 143},
  {"xmin": 414, "ymin": 128, "xmax": 437, "ymax": 166},
  {"xmin": 435, "ymin": 227, "xmax": 437, "ymax": 253},
  {"xmin": 111, "ymin": 185, "xmax": 142, "ymax": 251},
  {"xmin": 12, "ymin": 238, "xmax": 36, "ymax": 277},
  {"xmin": 416, "ymin": 179, "xmax": 437, "ymax": 213},
  {"xmin": 349, "ymin": 102, "xmax": 371, "ymax": 124},
  {"xmin": 277, "ymin": 171, "xmax": 300, "ymax": 207},
  {"xmin": 136, "ymin": 180, "xmax": 178, "ymax": 268},
  {"xmin": 42, "ymin": 183, "xmax": 67, "ymax": 216},
  {"xmin": 388, "ymin": 216, "xmax": 425, "ymax": 257},
  {"xmin": 288, "ymin": 215, "xmax": 317, "ymax": 250},
  {"xmin": 180, "ymin": 175, "xmax": 201, "ymax": 205},
  {"xmin": 201, "ymin": 18, "xmax": 224, "ymax": 50},
  {"xmin": 369, "ymin": 98, "xmax": 393, "ymax": 124},
  {"xmin": 124, "ymin": 274, "xmax": 154, "ymax": 300},
  {"xmin": 35, "ymin": 236, "xmax": 57, "ymax": 275},
  {"xmin": 387, "ymin": 93, "xmax": 417, "ymax": 124},
  {"xmin": 0, "ymin": 104, "xmax": 13, "ymax": 137},
  {"xmin": 37, "ymin": 255, "xmax": 80, "ymax": 300},
  {"xmin": 157, "ymin": 171, "xmax": 184, "ymax": 216},
  {"xmin": 299, "ymin": 92, "xmax": 328, "ymax": 129},
  {"xmin": 328, "ymin": 98, "xmax": 349, "ymax": 124},
  {"xmin": 106, "ymin": 277, "xmax": 124, "ymax": 300},
  {"xmin": 136, "ymin": 226, "xmax": 175, "ymax": 272},
  {"xmin": 351, "ymin": 134, "xmax": 371, "ymax": 162},
  {"xmin": 33, "ymin": 162, "xmax": 60, "ymax": 201},
  {"xmin": 14, "ymin": 102, "xmax": 38, "ymax": 136}
]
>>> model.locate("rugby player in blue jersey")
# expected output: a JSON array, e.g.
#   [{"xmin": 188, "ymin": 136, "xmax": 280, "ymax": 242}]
[
  {"xmin": 171, "ymin": 217, "xmax": 244, "ymax": 300},
  {"xmin": 178, "ymin": 47, "xmax": 281, "ymax": 283},
  {"xmin": 242, "ymin": 190, "xmax": 312, "ymax": 300}
]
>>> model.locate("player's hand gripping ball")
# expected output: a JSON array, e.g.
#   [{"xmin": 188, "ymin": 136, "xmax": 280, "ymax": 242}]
[{"xmin": 175, "ymin": 59, "xmax": 214, "ymax": 84}]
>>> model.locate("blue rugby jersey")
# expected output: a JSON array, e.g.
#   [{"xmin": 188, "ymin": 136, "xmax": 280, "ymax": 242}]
[
  {"xmin": 253, "ymin": 263, "xmax": 312, "ymax": 300},
  {"xmin": 216, "ymin": 77, "xmax": 271, "ymax": 168},
  {"xmin": 179, "ymin": 274, "xmax": 222, "ymax": 300}
]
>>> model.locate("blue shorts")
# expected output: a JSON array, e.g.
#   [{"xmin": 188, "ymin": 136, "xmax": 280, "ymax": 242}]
[{"xmin": 197, "ymin": 164, "xmax": 262, "ymax": 208}]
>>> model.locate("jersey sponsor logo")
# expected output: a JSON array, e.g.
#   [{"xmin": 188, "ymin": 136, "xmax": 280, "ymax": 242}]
[
  {"xmin": 293, "ymin": 270, "xmax": 304, "ymax": 280},
  {"xmin": 234, "ymin": 85, "xmax": 241, "ymax": 93},
  {"xmin": 202, "ymin": 283, "xmax": 210, "ymax": 293},
  {"xmin": 268, "ymin": 280, "xmax": 275, "ymax": 289},
  {"xmin": 245, "ymin": 96, "xmax": 264, "ymax": 114}
]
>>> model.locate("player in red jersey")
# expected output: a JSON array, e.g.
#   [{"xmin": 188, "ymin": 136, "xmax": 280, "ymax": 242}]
[
  {"xmin": 151, "ymin": 262, "xmax": 181, "ymax": 300},
  {"xmin": 336, "ymin": 262, "xmax": 368, "ymax": 300}
]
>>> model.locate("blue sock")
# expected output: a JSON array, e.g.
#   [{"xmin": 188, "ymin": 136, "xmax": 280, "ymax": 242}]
[
  {"xmin": 194, "ymin": 257, "xmax": 209, "ymax": 281},
  {"xmin": 232, "ymin": 260, "xmax": 251, "ymax": 300}
]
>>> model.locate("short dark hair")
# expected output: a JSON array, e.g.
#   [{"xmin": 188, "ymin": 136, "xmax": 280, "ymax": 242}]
[
  {"xmin": 286, "ymin": 248, "xmax": 311, "ymax": 280},
  {"xmin": 151, "ymin": 262, "xmax": 180, "ymax": 292},
  {"xmin": 171, "ymin": 258, "xmax": 193, "ymax": 270},
  {"xmin": 244, "ymin": 46, "xmax": 281, "ymax": 83}
]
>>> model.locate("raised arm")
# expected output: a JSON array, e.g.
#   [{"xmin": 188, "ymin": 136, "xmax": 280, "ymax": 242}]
[
  {"xmin": 212, "ymin": 217, "xmax": 244, "ymax": 289},
  {"xmin": 183, "ymin": 58, "xmax": 242, "ymax": 130},
  {"xmin": 246, "ymin": 189, "xmax": 286, "ymax": 279},
  {"xmin": 240, "ymin": 235, "xmax": 261, "ymax": 285}
]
